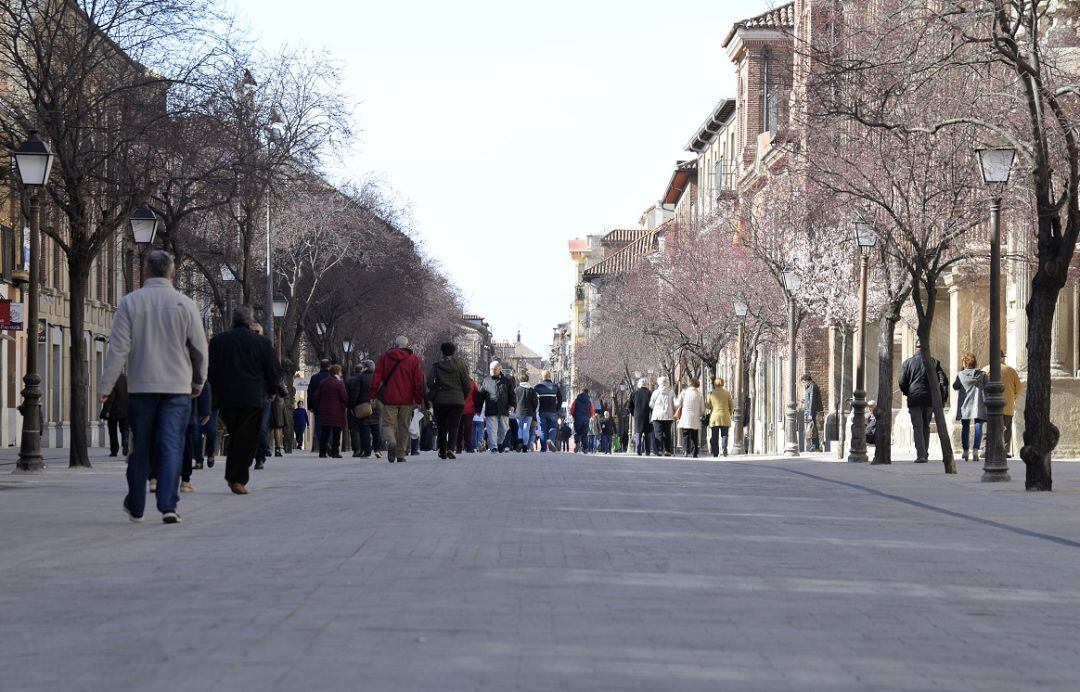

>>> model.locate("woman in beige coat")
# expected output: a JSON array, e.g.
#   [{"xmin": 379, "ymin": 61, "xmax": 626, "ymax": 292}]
[{"xmin": 707, "ymin": 378, "xmax": 734, "ymax": 457}]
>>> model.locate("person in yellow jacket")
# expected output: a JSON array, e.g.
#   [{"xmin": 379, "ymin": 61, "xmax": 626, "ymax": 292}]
[
  {"xmin": 707, "ymin": 377, "xmax": 735, "ymax": 457},
  {"xmin": 984, "ymin": 351, "xmax": 1024, "ymax": 458}
]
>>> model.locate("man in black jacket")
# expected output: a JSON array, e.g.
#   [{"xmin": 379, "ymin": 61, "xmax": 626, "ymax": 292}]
[
  {"xmin": 478, "ymin": 361, "xmax": 516, "ymax": 453},
  {"xmin": 628, "ymin": 379, "xmax": 653, "ymax": 456},
  {"xmin": 101, "ymin": 372, "xmax": 130, "ymax": 457},
  {"xmin": 802, "ymin": 373, "xmax": 824, "ymax": 452},
  {"xmin": 307, "ymin": 359, "xmax": 331, "ymax": 454},
  {"xmin": 898, "ymin": 338, "xmax": 949, "ymax": 464},
  {"xmin": 208, "ymin": 306, "xmax": 280, "ymax": 494}
]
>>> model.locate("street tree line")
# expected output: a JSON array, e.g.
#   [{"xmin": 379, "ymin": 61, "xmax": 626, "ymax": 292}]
[{"xmin": 0, "ymin": 0, "xmax": 462, "ymax": 467}]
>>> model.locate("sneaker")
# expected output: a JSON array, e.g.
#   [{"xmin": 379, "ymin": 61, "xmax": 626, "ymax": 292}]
[
  {"xmin": 374, "ymin": 451, "xmax": 382, "ymax": 459},
  {"xmin": 149, "ymin": 479, "xmax": 157, "ymax": 492},
  {"xmin": 162, "ymin": 510, "xmax": 181, "ymax": 524},
  {"xmin": 274, "ymin": 449, "xmax": 283, "ymax": 457},
  {"xmin": 193, "ymin": 461, "xmax": 204, "ymax": 470},
  {"xmin": 123, "ymin": 500, "xmax": 143, "ymax": 523},
  {"xmin": 254, "ymin": 460, "xmax": 265, "ymax": 470},
  {"xmin": 490, "ymin": 448, "xmax": 498, "ymax": 454},
  {"xmin": 206, "ymin": 457, "xmax": 215, "ymax": 468},
  {"xmin": 180, "ymin": 481, "xmax": 196, "ymax": 493},
  {"xmin": 397, "ymin": 457, "xmax": 407, "ymax": 463},
  {"xmin": 446, "ymin": 452, "xmax": 456, "ymax": 460}
]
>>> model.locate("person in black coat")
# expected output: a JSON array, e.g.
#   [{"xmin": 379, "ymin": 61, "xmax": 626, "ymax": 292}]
[
  {"xmin": 208, "ymin": 305, "xmax": 280, "ymax": 494},
  {"xmin": 898, "ymin": 338, "xmax": 949, "ymax": 464},
  {"xmin": 307, "ymin": 359, "xmax": 332, "ymax": 454},
  {"xmin": 628, "ymin": 379, "xmax": 653, "ymax": 456},
  {"xmin": 346, "ymin": 360, "xmax": 381, "ymax": 458},
  {"xmin": 101, "ymin": 372, "xmax": 130, "ymax": 457}
]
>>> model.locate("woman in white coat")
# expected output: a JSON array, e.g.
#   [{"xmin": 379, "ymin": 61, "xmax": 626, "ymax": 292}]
[
  {"xmin": 649, "ymin": 376, "xmax": 676, "ymax": 457},
  {"xmin": 674, "ymin": 378, "xmax": 705, "ymax": 458}
]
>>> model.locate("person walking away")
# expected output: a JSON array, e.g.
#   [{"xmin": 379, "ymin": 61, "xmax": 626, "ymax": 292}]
[
  {"xmin": 97, "ymin": 250, "xmax": 207, "ymax": 524},
  {"xmin": 307, "ymin": 359, "xmax": 332, "ymax": 454},
  {"xmin": 649, "ymin": 376, "xmax": 676, "ymax": 457},
  {"xmin": 180, "ymin": 382, "xmax": 211, "ymax": 493},
  {"xmin": 269, "ymin": 391, "xmax": 287, "ymax": 457},
  {"xmin": 370, "ymin": 336, "xmax": 425, "ymax": 463},
  {"xmin": 352, "ymin": 360, "xmax": 382, "ymax": 458},
  {"xmin": 675, "ymin": 378, "xmax": 705, "ymax": 458},
  {"xmin": 190, "ymin": 334, "xmax": 218, "ymax": 469},
  {"xmin": 588, "ymin": 411, "xmax": 601, "ymax": 453},
  {"xmin": 457, "ymin": 379, "xmax": 480, "ymax": 453},
  {"xmin": 569, "ymin": 388, "xmax": 595, "ymax": 453},
  {"xmin": 472, "ymin": 404, "xmax": 486, "ymax": 452},
  {"xmin": 985, "ymin": 350, "xmax": 1024, "ymax": 458},
  {"xmin": 208, "ymin": 305, "xmax": 280, "ymax": 494},
  {"xmin": 600, "ymin": 410, "xmax": 615, "ymax": 454},
  {"xmin": 293, "ymin": 399, "xmax": 309, "ymax": 450},
  {"xmin": 101, "ymin": 372, "xmax": 129, "ymax": 457},
  {"xmin": 345, "ymin": 364, "xmax": 367, "ymax": 457},
  {"xmin": 534, "ymin": 371, "xmax": 563, "ymax": 452},
  {"xmin": 706, "ymin": 377, "xmax": 734, "ymax": 457},
  {"xmin": 898, "ymin": 338, "xmax": 949, "ymax": 464},
  {"xmin": 478, "ymin": 361, "xmax": 517, "ymax": 453},
  {"xmin": 514, "ymin": 372, "xmax": 539, "ymax": 453},
  {"xmin": 802, "ymin": 373, "xmax": 824, "ymax": 452},
  {"xmin": 313, "ymin": 364, "xmax": 348, "ymax": 458},
  {"xmin": 953, "ymin": 352, "xmax": 988, "ymax": 462},
  {"xmin": 428, "ymin": 342, "xmax": 472, "ymax": 459},
  {"xmin": 629, "ymin": 379, "xmax": 653, "ymax": 456},
  {"xmin": 557, "ymin": 418, "xmax": 572, "ymax": 450}
]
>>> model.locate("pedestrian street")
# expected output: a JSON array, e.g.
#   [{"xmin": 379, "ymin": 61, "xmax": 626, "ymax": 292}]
[{"xmin": 3, "ymin": 448, "xmax": 1080, "ymax": 691}]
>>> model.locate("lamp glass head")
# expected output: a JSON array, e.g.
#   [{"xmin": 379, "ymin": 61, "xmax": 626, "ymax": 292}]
[{"xmin": 977, "ymin": 146, "xmax": 1016, "ymax": 185}]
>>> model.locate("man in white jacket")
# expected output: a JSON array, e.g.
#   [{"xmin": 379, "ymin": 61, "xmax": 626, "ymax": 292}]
[{"xmin": 98, "ymin": 251, "xmax": 207, "ymax": 524}]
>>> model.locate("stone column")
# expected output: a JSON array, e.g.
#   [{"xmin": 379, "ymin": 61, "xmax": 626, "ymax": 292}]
[{"xmin": 1050, "ymin": 280, "xmax": 1073, "ymax": 377}]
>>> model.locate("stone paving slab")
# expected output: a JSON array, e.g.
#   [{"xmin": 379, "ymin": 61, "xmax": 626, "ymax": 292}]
[{"xmin": 2, "ymin": 447, "xmax": 1080, "ymax": 691}]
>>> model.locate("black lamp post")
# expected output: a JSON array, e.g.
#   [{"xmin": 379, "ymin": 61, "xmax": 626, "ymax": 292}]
[
  {"xmin": 129, "ymin": 205, "xmax": 159, "ymax": 285},
  {"xmin": 976, "ymin": 145, "xmax": 1016, "ymax": 483},
  {"xmin": 780, "ymin": 268, "xmax": 802, "ymax": 457},
  {"xmin": 848, "ymin": 222, "xmax": 878, "ymax": 463},
  {"xmin": 12, "ymin": 129, "xmax": 56, "ymax": 474},
  {"xmin": 272, "ymin": 292, "xmax": 288, "ymax": 359},
  {"xmin": 732, "ymin": 297, "xmax": 749, "ymax": 455}
]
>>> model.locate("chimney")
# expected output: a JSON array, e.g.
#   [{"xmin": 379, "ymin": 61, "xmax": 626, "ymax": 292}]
[{"xmin": 516, "ymin": 330, "xmax": 521, "ymax": 343}]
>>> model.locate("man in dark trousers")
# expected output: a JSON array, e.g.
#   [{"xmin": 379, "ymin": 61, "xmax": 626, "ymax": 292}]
[
  {"xmin": 533, "ymin": 370, "xmax": 562, "ymax": 452},
  {"xmin": 569, "ymin": 388, "xmax": 594, "ymax": 454},
  {"xmin": 101, "ymin": 372, "xmax": 129, "ymax": 457},
  {"xmin": 307, "ymin": 359, "xmax": 332, "ymax": 454},
  {"xmin": 208, "ymin": 305, "xmax": 280, "ymax": 494},
  {"xmin": 898, "ymin": 338, "xmax": 949, "ymax": 464},
  {"xmin": 628, "ymin": 378, "xmax": 653, "ymax": 456},
  {"xmin": 801, "ymin": 373, "xmax": 824, "ymax": 452}
]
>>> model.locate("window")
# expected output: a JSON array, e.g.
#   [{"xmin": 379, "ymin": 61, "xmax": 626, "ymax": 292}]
[{"xmin": 1, "ymin": 225, "xmax": 12, "ymax": 281}]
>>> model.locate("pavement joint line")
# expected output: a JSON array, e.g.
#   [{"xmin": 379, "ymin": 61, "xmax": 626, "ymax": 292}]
[{"xmin": 750, "ymin": 462, "xmax": 1080, "ymax": 550}]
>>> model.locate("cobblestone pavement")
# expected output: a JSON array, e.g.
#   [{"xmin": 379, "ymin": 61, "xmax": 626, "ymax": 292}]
[{"xmin": 3, "ymin": 447, "xmax": 1080, "ymax": 691}]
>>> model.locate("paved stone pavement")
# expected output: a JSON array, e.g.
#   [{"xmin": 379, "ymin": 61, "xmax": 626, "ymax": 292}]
[{"xmin": 3, "ymin": 446, "xmax": 1080, "ymax": 691}]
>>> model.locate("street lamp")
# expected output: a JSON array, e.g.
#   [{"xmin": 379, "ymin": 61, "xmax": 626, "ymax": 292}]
[
  {"xmin": 732, "ymin": 297, "xmax": 749, "ymax": 455},
  {"xmin": 316, "ymin": 322, "xmax": 327, "ymax": 336},
  {"xmin": 129, "ymin": 206, "xmax": 159, "ymax": 245},
  {"xmin": 976, "ymin": 144, "xmax": 1016, "ymax": 483},
  {"xmin": 272, "ymin": 292, "xmax": 288, "ymax": 318},
  {"xmin": 342, "ymin": 337, "xmax": 353, "ymax": 368},
  {"xmin": 11, "ymin": 129, "xmax": 56, "ymax": 473},
  {"xmin": 779, "ymin": 268, "xmax": 801, "ymax": 457},
  {"xmin": 848, "ymin": 223, "xmax": 878, "ymax": 463}
]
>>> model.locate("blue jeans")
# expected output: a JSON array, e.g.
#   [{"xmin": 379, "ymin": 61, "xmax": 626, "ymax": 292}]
[
  {"xmin": 600, "ymin": 433, "xmax": 612, "ymax": 454},
  {"xmin": 517, "ymin": 415, "xmax": 534, "ymax": 447},
  {"xmin": 472, "ymin": 420, "xmax": 484, "ymax": 449},
  {"xmin": 573, "ymin": 419, "xmax": 589, "ymax": 451},
  {"xmin": 126, "ymin": 393, "xmax": 191, "ymax": 517},
  {"xmin": 191, "ymin": 409, "xmax": 218, "ymax": 462},
  {"xmin": 486, "ymin": 415, "xmax": 509, "ymax": 449},
  {"xmin": 961, "ymin": 419, "xmax": 984, "ymax": 452},
  {"xmin": 538, "ymin": 412, "xmax": 559, "ymax": 450},
  {"xmin": 256, "ymin": 400, "xmax": 270, "ymax": 461}
]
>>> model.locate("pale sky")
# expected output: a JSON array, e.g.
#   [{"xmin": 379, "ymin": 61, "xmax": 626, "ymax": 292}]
[{"xmin": 230, "ymin": 0, "xmax": 763, "ymax": 355}]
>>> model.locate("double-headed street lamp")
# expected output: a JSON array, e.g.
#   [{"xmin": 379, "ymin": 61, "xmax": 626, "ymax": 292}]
[
  {"xmin": 780, "ymin": 268, "xmax": 802, "ymax": 457},
  {"xmin": 732, "ymin": 297, "xmax": 749, "ymax": 455},
  {"xmin": 848, "ymin": 222, "xmax": 878, "ymax": 463},
  {"xmin": 11, "ymin": 130, "xmax": 56, "ymax": 473},
  {"xmin": 976, "ymin": 144, "xmax": 1016, "ymax": 483}
]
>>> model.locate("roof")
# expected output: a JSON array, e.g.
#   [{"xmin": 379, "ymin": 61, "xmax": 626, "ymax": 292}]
[
  {"xmin": 662, "ymin": 159, "xmax": 698, "ymax": 206},
  {"xmin": 685, "ymin": 99, "xmax": 737, "ymax": 153},
  {"xmin": 582, "ymin": 227, "xmax": 662, "ymax": 282},
  {"xmin": 723, "ymin": 2, "xmax": 796, "ymax": 47},
  {"xmin": 600, "ymin": 228, "xmax": 650, "ymax": 249},
  {"xmin": 462, "ymin": 313, "xmax": 485, "ymax": 323},
  {"xmin": 493, "ymin": 340, "xmax": 543, "ymax": 361},
  {"xmin": 568, "ymin": 238, "xmax": 590, "ymax": 253}
]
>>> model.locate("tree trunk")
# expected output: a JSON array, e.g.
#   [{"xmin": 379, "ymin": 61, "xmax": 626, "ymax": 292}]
[
  {"xmin": 1022, "ymin": 283, "xmax": 1059, "ymax": 491},
  {"xmin": 872, "ymin": 312, "xmax": 899, "ymax": 465},
  {"xmin": 915, "ymin": 283, "xmax": 955, "ymax": 473},
  {"xmin": 68, "ymin": 255, "xmax": 93, "ymax": 468}
]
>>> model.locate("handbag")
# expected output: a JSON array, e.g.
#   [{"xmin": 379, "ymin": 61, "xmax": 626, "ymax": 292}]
[{"xmin": 352, "ymin": 401, "xmax": 373, "ymax": 419}]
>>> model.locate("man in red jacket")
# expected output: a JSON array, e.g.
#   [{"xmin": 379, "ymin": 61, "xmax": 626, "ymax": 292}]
[{"xmin": 369, "ymin": 335, "xmax": 425, "ymax": 463}]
